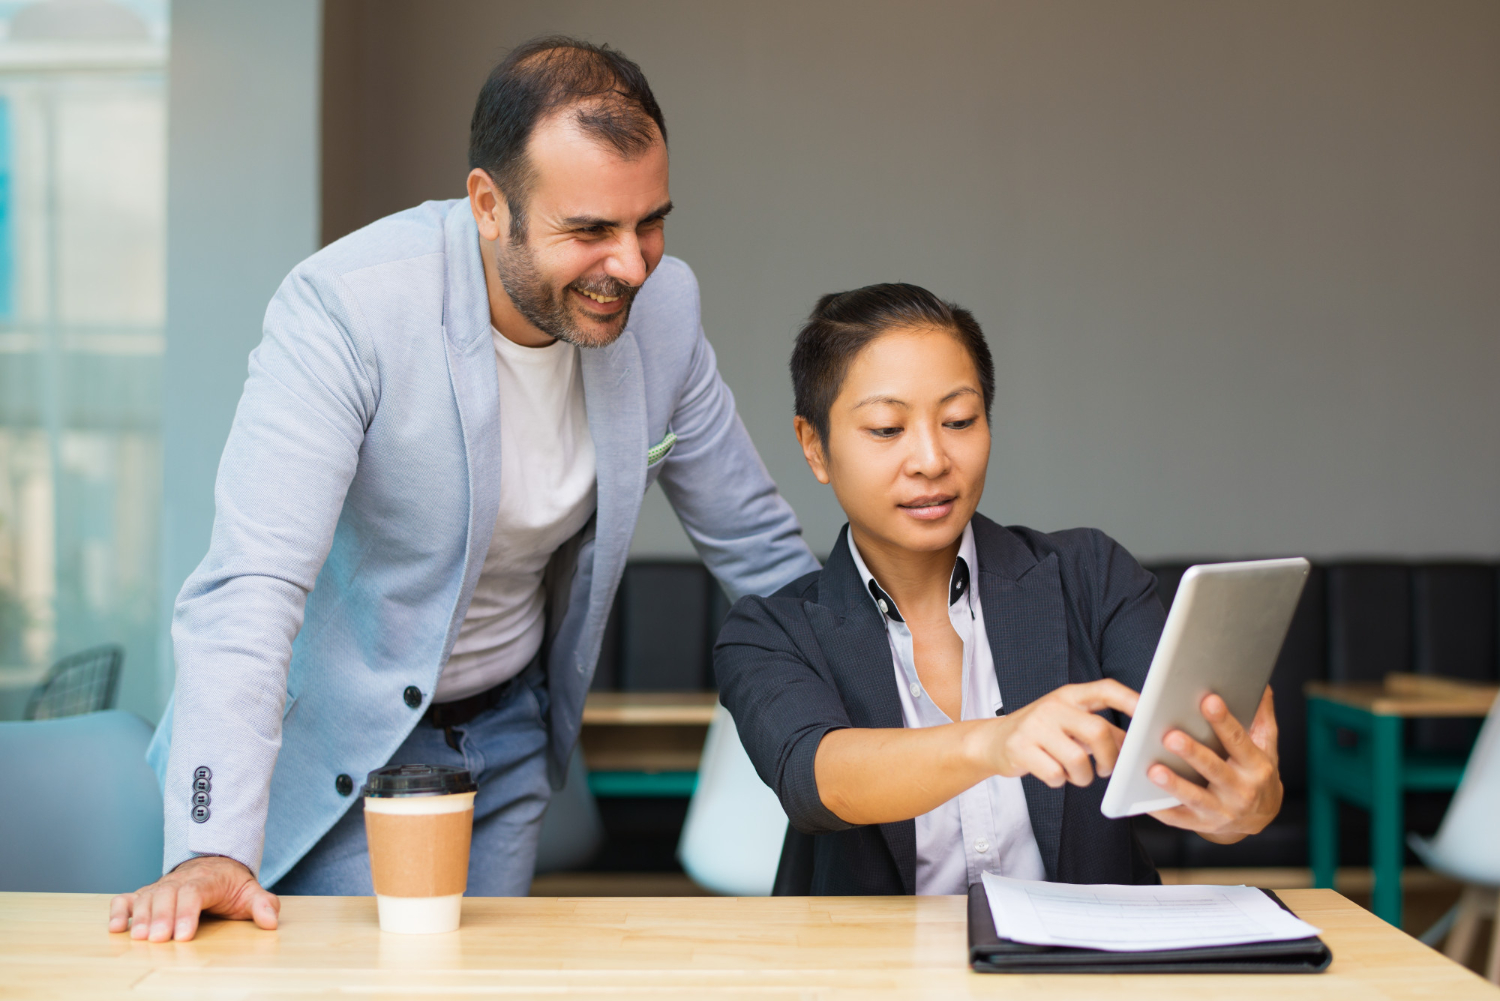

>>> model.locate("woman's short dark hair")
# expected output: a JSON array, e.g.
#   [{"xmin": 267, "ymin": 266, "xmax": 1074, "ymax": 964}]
[
  {"xmin": 470, "ymin": 36, "xmax": 666, "ymax": 240},
  {"xmin": 790, "ymin": 283, "xmax": 994, "ymax": 444}
]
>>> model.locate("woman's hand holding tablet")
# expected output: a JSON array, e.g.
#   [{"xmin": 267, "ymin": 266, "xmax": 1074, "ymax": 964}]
[
  {"xmin": 1099, "ymin": 557, "xmax": 1309, "ymax": 843},
  {"xmin": 1144, "ymin": 687, "xmax": 1284, "ymax": 843}
]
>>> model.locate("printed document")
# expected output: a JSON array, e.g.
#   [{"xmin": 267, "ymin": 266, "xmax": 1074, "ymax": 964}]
[{"xmin": 981, "ymin": 872, "xmax": 1321, "ymax": 952}]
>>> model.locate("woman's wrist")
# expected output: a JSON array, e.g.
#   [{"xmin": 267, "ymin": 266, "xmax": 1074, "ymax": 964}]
[{"xmin": 957, "ymin": 716, "xmax": 1009, "ymax": 778}]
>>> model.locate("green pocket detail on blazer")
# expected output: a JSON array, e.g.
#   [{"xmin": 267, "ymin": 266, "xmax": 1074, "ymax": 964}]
[{"xmin": 647, "ymin": 431, "xmax": 678, "ymax": 467}]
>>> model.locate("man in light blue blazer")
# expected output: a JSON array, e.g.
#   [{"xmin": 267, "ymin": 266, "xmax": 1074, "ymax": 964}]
[{"xmin": 110, "ymin": 38, "xmax": 817, "ymax": 942}]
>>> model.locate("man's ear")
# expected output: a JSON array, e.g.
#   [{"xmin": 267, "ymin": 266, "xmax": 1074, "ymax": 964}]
[
  {"xmin": 794, "ymin": 416, "xmax": 831, "ymax": 485},
  {"xmin": 467, "ymin": 168, "xmax": 511, "ymax": 244}
]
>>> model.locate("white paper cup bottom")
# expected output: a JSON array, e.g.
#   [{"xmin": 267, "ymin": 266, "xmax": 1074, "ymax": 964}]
[{"xmin": 376, "ymin": 893, "xmax": 462, "ymax": 934}]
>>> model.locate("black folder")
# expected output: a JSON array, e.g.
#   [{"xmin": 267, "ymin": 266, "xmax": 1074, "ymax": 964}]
[{"xmin": 968, "ymin": 883, "xmax": 1332, "ymax": 974}]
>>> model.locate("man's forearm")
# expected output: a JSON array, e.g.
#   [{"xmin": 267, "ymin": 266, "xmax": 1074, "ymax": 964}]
[{"xmin": 813, "ymin": 722, "xmax": 995, "ymax": 825}]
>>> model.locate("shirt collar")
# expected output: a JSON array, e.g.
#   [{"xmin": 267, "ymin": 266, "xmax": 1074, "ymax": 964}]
[{"xmin": 846, "ymin": 521, "xmax": 976, "ymax": 625}]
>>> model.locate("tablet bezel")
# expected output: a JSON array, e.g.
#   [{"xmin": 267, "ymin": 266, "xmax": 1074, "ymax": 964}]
[{"xmin": 1100, "ymin": 557, "xmax": 1311, "ymax": 819}]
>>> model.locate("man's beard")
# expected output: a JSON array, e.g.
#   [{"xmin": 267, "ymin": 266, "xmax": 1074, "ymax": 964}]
[{"xmin": 494, "ymin": 237, "xmax": 639, "ymax": 348}]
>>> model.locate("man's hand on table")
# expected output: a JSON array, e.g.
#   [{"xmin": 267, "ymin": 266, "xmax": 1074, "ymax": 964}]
[
  {"xmin": 1148, "ymin": 687, "xmax": 1284, "ymax": 844},
  {"xmin": 108, "ymin": 855, "xmax": 279, "ymax": 942}
]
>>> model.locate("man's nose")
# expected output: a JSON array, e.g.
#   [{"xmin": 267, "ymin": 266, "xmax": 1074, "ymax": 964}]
[{"xmin": 604, "ymin": 232, "xmax": 649, "ymax": 288}]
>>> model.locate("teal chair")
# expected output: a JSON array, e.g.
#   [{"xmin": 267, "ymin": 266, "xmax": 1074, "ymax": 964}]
[{"xmin": 0, "ymin": 710, "xmax": 164, "ymax": 893}]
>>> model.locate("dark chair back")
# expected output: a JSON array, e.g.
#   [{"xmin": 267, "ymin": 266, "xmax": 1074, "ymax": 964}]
[
  {"xmin": 1327, "ymin": 564, "xmax": 1412, "ymax": 682},
  {"xmin": 25, "ymin": 644, "xmax": 124, "ymax": 720},
  {"xmin": 595, "ymin": 562, "xmax": 730, "ymax": 691},
  {"xmin": 1411, "ymin": 564, "xmax": 1498, "ymax": 753},
  {"xmin": 1412, "ymin": 564, "xmax": 1497, "ymax": 682}
]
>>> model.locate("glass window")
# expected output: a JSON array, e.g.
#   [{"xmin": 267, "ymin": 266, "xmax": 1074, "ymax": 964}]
[{"xmin": 0, "ymin": 0, "xmax": 167, "ymax": 718}]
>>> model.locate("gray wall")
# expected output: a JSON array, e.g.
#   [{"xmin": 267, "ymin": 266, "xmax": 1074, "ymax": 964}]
[
  {"xmin": 328, "ymin": 0, "xmax": 1498, "ymax": 565},
  {"xmin": 158, "ymin": 1, "xmax": 321, "ymax": 714}
]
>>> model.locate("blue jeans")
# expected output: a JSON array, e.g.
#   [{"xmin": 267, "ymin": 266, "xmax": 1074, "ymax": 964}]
[{"xmin": 270, "ymin": 665, "xmax": 551, "ymax": 897}]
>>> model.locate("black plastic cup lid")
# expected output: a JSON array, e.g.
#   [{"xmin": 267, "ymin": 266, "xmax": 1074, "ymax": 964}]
[{"xmin": 362, "ymin": 764, "xmax": 477, "ymax": 798}]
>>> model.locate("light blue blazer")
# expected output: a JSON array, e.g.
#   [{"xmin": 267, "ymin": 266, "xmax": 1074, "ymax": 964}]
[{"xmin": 148, "ymin": 199, "xmax": 818, "ymax": 884}]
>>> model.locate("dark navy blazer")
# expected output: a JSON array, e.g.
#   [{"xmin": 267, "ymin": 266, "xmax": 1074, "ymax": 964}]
[{"xmin": 714, "ymin": 514, "xmax": 1167, "ymax": 894}]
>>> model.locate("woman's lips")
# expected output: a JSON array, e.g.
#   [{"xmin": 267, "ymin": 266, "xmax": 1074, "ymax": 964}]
[{"xmin": 898, "ymin": 496, "xmax": 956, "ymax": 521}]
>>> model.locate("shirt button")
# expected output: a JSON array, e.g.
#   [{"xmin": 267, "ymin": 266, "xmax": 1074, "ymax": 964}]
[
  {"xmin": 335, "ymin": 773, "xmax": 354, "ymax": 796},
  {"xmin": 975, "ymin": 839, "xmax": 990, "ymax": 853},
  {"xmin": 403, "ymin": 686, "xmax": 423, "ymax": 709},
  {"xmin": 877, "ymin": 599, "xmax": 889, "ymax": 615},
  {"xmin": 909, "ymin": 681, "xmax": 922, "ymax": 699}
]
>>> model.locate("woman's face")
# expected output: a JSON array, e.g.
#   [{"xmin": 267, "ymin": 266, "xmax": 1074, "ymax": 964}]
[{"xmin": 797, "ymin": 324, "xmax": 990, "ymax": 556}]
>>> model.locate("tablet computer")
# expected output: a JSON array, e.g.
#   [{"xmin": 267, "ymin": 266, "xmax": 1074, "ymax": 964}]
[{"xmin": 1100, "ymin": 557, "xmax": 1311, "ymax": 819}]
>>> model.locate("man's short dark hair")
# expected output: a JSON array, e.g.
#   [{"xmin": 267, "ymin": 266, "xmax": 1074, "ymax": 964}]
[
  {"xmin": 470, "ymin": 36, "xmax": 667, "ymax": 241},
  {"xmin": 791, "ymin": 283, "xmax": 995, "ymax": 445}
]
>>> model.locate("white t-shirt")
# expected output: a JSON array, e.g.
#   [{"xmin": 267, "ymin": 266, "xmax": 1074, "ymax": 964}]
[
  {"xmin": 847, "ymin": 523, "xmax": 1047, "ymax": 894},
  {"xmin": 434, "ymin": 328, "xmax": 597, "ymax": 702}
]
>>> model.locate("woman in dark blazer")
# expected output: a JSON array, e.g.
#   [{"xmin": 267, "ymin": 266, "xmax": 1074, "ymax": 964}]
[{"xmin": 714, "ymin": 284, "xmax": 1283, "ymax": 896}]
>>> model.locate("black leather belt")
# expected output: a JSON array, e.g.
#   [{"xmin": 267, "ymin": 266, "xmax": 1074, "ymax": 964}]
[{"xmin": 424, "ymin": 673, "xmax": 524, "ymax": 730}]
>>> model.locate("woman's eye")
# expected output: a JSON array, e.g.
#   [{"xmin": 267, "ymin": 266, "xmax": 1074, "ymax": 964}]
[
  {"xmin": 870, "ymin": 427, "xmax": 902, "ymax": 439},
  {"xmin": 945, "ymin": 419, "xmax": 975, "ymax": 430}
]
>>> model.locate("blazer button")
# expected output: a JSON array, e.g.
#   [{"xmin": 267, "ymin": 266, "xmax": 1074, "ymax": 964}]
[
  {"xmin": 191, "ymin": 805, "xmax": 210, "ymax": 823},
  {"xmin": 193, "ymin": 776, "xmax": 211, "ymax": 794},
  {"xmin": 403, "ymin": 686, "xmax": 422, "ymax": 709},
  {"xmin": 194, "ymin": 766, "xmax": 212, "ymax": 782},
  {"xmin": 335, "ymin": 773, "xmax": 354, "ymax": 796}
]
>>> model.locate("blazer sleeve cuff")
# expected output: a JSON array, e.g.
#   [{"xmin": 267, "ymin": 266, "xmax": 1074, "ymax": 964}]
[{"xmin": 781, "ymin": 724, "xmax": 856, "ymax": 836}]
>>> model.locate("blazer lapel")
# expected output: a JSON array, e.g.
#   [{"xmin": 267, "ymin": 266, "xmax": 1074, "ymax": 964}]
[
  {"xmin": 438, "ymin": 203, "xmax": 503, "ymax": 668},
  {"xmin": 577, "ymin": 329, "xmax": 647, "ymax": 650},
  {"xmin": 973, "ymin": 516, "xmax": 1071, "ymax": 882},
  {"xmin": 809, "ymin": 529, "xmax": 916, "ymax": 893}
]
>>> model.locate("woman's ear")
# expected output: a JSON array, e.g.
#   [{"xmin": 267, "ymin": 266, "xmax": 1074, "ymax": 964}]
[{"xmin": 794, "ymin": 416, "xmax": 831, "ymax": 485}]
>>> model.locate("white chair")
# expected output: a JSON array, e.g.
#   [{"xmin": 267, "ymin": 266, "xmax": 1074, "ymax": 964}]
[
  {"xmin": 677, "ymin": 703, "xmax": 788, "ymax": 895},
  {"xmin": 1409, "ymin": 695, "xmax": 1500, "ymax": 982}
]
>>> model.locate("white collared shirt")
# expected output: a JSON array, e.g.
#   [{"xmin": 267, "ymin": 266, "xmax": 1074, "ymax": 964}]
[{"xmin": 846, "ymin": 522, "xmax": 1046, "ymax": 894}]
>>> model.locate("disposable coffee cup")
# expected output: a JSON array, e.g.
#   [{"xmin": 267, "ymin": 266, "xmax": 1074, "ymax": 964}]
[{"xmin": 362, "ymin": 764, "xmax": 477, "ymax": 934}]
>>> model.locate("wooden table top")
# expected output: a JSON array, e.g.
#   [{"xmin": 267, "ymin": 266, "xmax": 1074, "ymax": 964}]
[
  {"xmin": 4, "ymin": 889, "xmax": 1496, "ymax": 999},
  {"xmin": 1305, "ymin": 673, "xmax": 1499, "ymax": 717},
  {"xmin": 581, "ymin": 690, "xmax": 718, "ymax": 726}
]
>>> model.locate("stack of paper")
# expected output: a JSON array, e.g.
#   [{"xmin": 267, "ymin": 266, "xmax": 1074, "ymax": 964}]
[{"xmin": 980, "ymin": 872, "xmax": 1322, "ymax": 953}]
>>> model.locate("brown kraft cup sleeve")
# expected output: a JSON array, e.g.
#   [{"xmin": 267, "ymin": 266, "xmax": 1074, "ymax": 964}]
[{"xmin": 364, "ymin": 809, "xmax": 473, "ymax": 897}]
